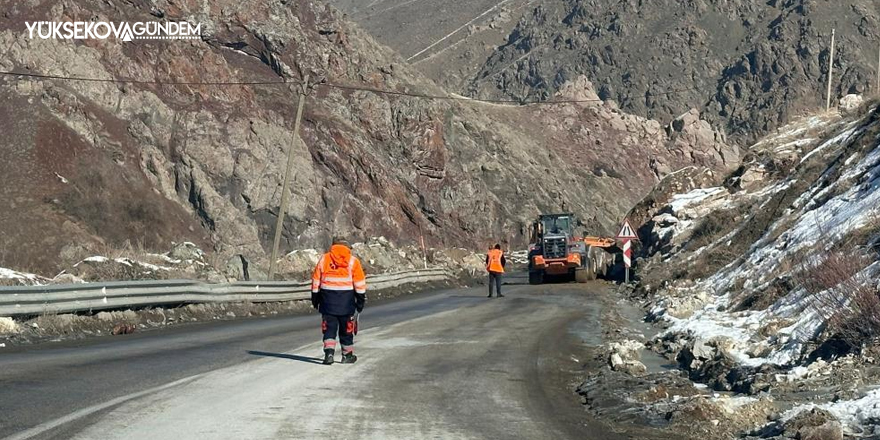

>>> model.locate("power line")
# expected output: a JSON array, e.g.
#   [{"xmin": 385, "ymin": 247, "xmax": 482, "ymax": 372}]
[
  {"xmin": 0, "ymin": 69, "xmax": 706, "ymax": 106},
  {"xmin": 0, "ymin": 70, "xmax": 291, "ymax": 86},
  {"xmin": 318, "ymin": 81, "xmax": 560, "ymax": 104}
]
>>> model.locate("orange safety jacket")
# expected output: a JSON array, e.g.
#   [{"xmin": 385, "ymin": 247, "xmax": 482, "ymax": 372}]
[
  {"xmin": 486, "ymin": 248, "xmax": 505, "ymax": 273},
  {"xmin": 311, "ymin": 244, "xmax": 367, "ymax": 294}
]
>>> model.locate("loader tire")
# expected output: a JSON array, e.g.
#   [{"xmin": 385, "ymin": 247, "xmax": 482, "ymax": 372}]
[
  {"xmin": 529, "ymin": 270, "xmax": 544, "ymax": 285},
  {"xmin": 575, "ymin": 267, "xmax": 592, "ymax": 283}
]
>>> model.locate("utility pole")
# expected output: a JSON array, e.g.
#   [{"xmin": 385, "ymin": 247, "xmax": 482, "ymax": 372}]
[
  {"xmin": 826, "ymin": 29, "xmax": 836, "ymax": 112},
  {"xmin": 268, "ymin": 74, "xmax": 310, "ymax": 280}
]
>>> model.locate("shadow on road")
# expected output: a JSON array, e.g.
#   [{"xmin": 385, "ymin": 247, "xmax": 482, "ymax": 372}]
[{"xmin": 246, "ymin": 350, "xmax": 324, "ymax": 365}]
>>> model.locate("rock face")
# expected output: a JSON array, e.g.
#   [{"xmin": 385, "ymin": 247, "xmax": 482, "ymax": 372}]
[
  {"xmin": 465, "ymin": 0, "xmax": 879, "ymax": 143},
  {"xmin": 0, "ymin": 0, "xmax": 737, "ymax": 274},
  {"xmin": 324, "ymin": 0, "xmax": 532, "ymax": 94}
]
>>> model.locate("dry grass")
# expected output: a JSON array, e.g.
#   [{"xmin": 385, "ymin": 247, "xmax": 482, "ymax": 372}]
[
  {"xmin": 687, "ymin": 211, "xmax": 730, "ymax": 251},
  {"xmin": 690, "ymin": 246, "xmax": 742, "ymax": 280},
  {"xmin": 79, "ymin": 260, "xmax": 171, "ymax": 282},
  {"xmin": 54, "ymin": 239, "xmax": 226, "ymax": 282},
  {"xmin": 734, "ymin": 276, "xmax": 795, "ymax": 312},
  {"xmin": 795, "ymin": 249, "xmax": 880, "ymax": 350},
  {"xmin": 839, "ymin": 208, "xmax": 880, "ymax": 252}
]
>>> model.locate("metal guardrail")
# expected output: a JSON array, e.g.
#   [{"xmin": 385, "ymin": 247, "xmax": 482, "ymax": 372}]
[{"xmin": 0, "ymin": 268, "xmax": 451, "ymax": 316}]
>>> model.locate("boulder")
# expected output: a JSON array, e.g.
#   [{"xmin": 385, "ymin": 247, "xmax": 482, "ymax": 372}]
[
  {"xmin": 555, "ymin": 75, "xmax": 601, "ymax": 105},
  {"xmin": 608, "ymin": 339, "xmax": 648, "ymax": 376},
  {"xmin": 225, "ymin": 255, "xmax": 254, "ymax": 281},
  {"xmin": 112, "ymin": 323, "xmax": 137, "ymax": 335},
  {"xmin": 279, "ymin": 249, "xmax": 323, "ymax": 279},
  {"xmin": 671, "ymin": 109, "xmax": 702, "ymax": 133},
  {"xmin": 0, "ymin": 317, "xmax": 19, "ymax": 334},
  {"xmin": 783, "ymin": 409, "xmax": 841, "ymax": 440},
  {"xmin": 798, "ymin": 421, "xmax": 844, "ymax": 440},
  {"xmin": 839, "ymin": 94, "xmax": 865, "ymax": 116},
  {"xmin": 739, "ymin": 165, "xmax": 769, "ymax": 190},
  {"xmin": 667, "ymin": 398, "xmax": 724, "ymax": 422},
  {"xmin": 676, "ymin": 336, "xmax": 741, "ymax": 388},
  {"xmin": 167, "ymin": 242, "xmax": 206, "ymax": 263}
]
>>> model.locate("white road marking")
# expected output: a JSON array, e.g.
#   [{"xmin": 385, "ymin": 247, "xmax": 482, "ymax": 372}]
[
  {"xmin": 3, "ymin": 338, "xmax": 316, "ymax": 440},
  {"xmin": 7, "ymin": 294, "xmax": 524, "ymax": 440},
  {"xmin": 3, "ymin": 373, "xmax": 207, "ymax": 440},
  {"xmin": 63, "ymin": 319, "xmax": 473, "ymax": 440}
]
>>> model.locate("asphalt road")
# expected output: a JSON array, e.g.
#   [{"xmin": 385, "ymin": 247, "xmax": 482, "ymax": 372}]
[{"xmin": 0, "ymin": 282, "xmax": 625, "ymax": 440}]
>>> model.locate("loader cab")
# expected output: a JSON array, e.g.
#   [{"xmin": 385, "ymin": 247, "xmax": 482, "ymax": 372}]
[
  {"xmin": 533, "ymin": 214, "xmax": 574, "ymax": 240},
  {"xmin": 530, "ymin": 214, "xmax": 575, "ymax": 258},
  {"xmin": 544, "ymin": 216, "xmax": 571, "ymax": 236}
]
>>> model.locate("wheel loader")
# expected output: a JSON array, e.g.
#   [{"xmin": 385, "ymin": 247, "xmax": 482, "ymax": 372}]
[{"xmin": 527, "ymin": 213, "xmax": 616, "ymax": 284}]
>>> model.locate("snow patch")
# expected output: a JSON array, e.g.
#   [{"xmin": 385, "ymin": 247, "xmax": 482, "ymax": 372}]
[
  {"xmin": 75, "ymin": 256, "xmax": 173, "ymax": 272},
  {"xmin": 799, "ymin": 122, "xmax": 861, "ymax": 164},
  {"xmin": 0, "ymin": 267, "xmax": 47, "ymax": 285},
  {"xmin": 668, "ymin": 187, "xmax": 727, "ymax": 216}
]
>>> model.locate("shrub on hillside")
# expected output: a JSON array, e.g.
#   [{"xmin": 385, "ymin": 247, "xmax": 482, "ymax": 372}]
[
  {"xmin": 796, "ymin": 250, "xmax": 880, "ymax": 350},
  {"xmin": 688, "ymin": 212, "xmax": 728, "ymax": 250}
]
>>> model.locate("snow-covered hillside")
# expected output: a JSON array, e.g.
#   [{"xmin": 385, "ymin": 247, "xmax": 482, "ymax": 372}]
[{"xmin": 634, "ymin": 101, "xmax": 880, "ymax": 437}]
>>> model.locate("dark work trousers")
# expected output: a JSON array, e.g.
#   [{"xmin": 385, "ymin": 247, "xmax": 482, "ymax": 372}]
[
  {"xmin": 488, "ymin": 271, "xmax": 503, "ymax": 297},
  {"xmin": 322, "ymin": 314, "xmax": 355, "ymax": 353}
]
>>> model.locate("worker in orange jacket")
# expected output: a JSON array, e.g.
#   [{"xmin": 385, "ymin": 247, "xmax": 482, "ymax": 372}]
[
  {"xmin": 486, "ymin": 243, "xmax": 506, "ymax": 298},
  {"xmin": 311, "ymin": 238, "xmax": 367, "ymax": 365}
]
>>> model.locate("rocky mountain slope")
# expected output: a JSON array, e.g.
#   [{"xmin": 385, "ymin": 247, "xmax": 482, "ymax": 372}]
[
  {"xmin": 619, "ymin": 99, "xmax": 880, "ymax": 437},
  {"xmin": 324, "ymin": 0, "xmax": 531, "ymax": 94},
  {"xmin": 0, "ymin": 0, "xmax": 736, "ymax": 275},
  {"xmin": 465, "ymin": 0, "xmax": 880, "ymax": 143}
]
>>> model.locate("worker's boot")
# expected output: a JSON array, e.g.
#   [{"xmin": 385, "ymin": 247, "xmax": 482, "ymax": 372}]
[
  {"xmin": 323, "ymin": 349, "xmax": 335, "ymax": 365},
  {"xmin": 341, "ymin": 352, "xmax": 358, "ymax": 364}
]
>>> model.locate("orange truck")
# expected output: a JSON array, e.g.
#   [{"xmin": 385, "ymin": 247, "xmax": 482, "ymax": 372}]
[{"xmin": 527, "ymin": 213, "xmax": 616, "ymax": 284}]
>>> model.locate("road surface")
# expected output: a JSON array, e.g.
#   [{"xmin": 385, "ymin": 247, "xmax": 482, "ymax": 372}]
[{"xmin": 0, "ymin": 282, "xmax": 628, "ymax": 440}]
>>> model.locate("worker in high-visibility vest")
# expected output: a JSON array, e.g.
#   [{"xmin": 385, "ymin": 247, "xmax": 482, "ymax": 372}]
[
  {"xmin": 311, "ymin": 238, "xmax": 367, "ymax": 365},
  {"xmin": 486, "ymin": 244, "xmax": 506, "ymax": 298}
]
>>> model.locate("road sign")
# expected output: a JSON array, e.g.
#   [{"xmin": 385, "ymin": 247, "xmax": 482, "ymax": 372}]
[
  {"xmin": 622, "ymin": 240, "xmax": 632, "ymax": 268},
  {"xmin": 616, "ymin": 219, "xmax": 638, "ymax": 240}
]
